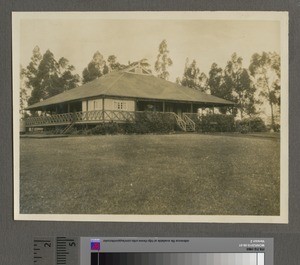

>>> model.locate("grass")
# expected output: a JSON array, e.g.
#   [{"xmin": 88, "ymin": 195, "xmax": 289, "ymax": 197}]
[{"xmin": 19, "ymin": 133, "xmax": 280, "ymax": 215}]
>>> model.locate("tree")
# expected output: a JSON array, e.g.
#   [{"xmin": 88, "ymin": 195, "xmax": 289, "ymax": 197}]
[
  {"xmin": 180, "ymin": 58, "xmax": 208, "ymax": 92},
  {"xmin": 154, "ymin": 40, "xmax": 173, "ymax": 80},
  {"xmin": 235, "ymin": 68, "xmax": 256, "ymax": 118},
  {"xmin": 107, "ymin": 55, "xmax": 126, "ymax": 71},
  {"xmin": 181, "ymin": 59, "xmax": 199, "ymax": 88},
  {"xmin": 224, "ymin": 53, "xmax": 256, "ymax": 118},
  {"xmin": 24, "ymin": 46, "xmax": 42, "ymax": 97},
  {"xmin": 198, "ymin": 72, "xmax": 209, "ymax": 92},
  {"xmin": 249, "ymin": 52, "xmax": 280, "ymax": 130},
  {"xmin": 27, "ymin": 48, "xmax": 79, "ymax": 106},
  {"xmin": 20, "ymin": 65, "xmax": 29, "ymax": 117},
  {"xmin": 208, "ymin": 63, "xmax": 235, "ymax": 115},
  {"xmin": 48, "ymin": 57, "xmax": 80, "ymax": 96},
  {"xmin": 208, "ymin": 63, "xmax": 232, "ymax": 109},
  {"xmin": 82, "ymin": 51, "xmax": 106, "ymax": 84}
]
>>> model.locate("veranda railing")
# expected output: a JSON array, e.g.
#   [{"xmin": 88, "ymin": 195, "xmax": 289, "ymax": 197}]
[{"xmin": 25, "ymin": 110, "xmax": 180, "ymax": 127}]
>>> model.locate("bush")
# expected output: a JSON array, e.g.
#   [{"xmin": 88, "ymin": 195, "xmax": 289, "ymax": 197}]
[
  {"xmin": 132, "ymin": 112, "xmax": 176, "ymax": 134},
  {"xmin": 86, "ymin": 113, "xmax": 176, "ymax": 135},
  {"xmin": 200, "ymin": 114, "xmax": 235, "ymax": 133},
  {"xmin": 236, "ymin": 117, "xmax": 267, "ymax": 133},
  {"xmin": 273, "ymin": 123, "xmax": 280, "ymax": 132},
  {"xmin": 90, "ymin": 122, "xmax": 123, "ymax": 135}
]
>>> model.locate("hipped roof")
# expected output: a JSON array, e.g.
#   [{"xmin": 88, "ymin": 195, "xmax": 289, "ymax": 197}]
[{"xmin": 26, "ymin": 70, "xmax": 234, "ymax": 110}]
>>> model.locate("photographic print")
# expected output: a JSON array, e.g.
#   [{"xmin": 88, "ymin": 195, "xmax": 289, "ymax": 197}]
[{"xmin": 13, "ymin": 12, "xmax": 288, "ymax": 222}]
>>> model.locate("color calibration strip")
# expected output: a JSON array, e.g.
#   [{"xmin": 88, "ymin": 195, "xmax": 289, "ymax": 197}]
[
  {"xmin": 90, "ymin": 253, "xmax": 264, "ymax": 265},
  {"xmin": 33, "ymin": 237, "xmax": 271, "ymax": 265}
]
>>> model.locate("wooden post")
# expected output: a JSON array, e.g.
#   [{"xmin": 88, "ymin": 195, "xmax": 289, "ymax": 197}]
[
  {"xmin": 190, "ymin": 103, "xmax": 193, "ymax": 113},
  {"xmin": 67, "ymin": 103, "xmax": 70, "ymax": 113},
  {"xmin": 212, "ymin": 106, "xmax": 215, "ymax": 114},
  {"xmin": 163, "ymin": 101, "xmax": 165, "ymax": 112}
]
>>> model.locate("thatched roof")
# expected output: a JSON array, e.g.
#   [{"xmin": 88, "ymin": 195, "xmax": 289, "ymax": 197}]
[{"xmin": 26, "ymin": 67, "xmax": 234, "ymax": 110}]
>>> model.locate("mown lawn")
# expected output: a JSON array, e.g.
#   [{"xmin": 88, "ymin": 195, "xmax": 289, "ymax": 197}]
[{"xmin": 19, "ymin": 134, "xmax": 280, "ymax": 215}]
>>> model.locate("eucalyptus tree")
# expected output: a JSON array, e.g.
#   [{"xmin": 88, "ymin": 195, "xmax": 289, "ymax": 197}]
[
  {"xmin": 154, "ymin": 40, "xmax": 173, "ymax": 80},
  {"xmin": 26, "ymin": 48, "xmax": 79, "ymax": 106},
  {"xmin": 249, "ymin": 52, "xmax": 280, "ymax": 129},
  {"xmin": 180, "ymin": 58, "xmax": 208, "ymax": 92},
  {"xmin": 82, "ymin": 51, "xmax": 107, "ymax": 84}
]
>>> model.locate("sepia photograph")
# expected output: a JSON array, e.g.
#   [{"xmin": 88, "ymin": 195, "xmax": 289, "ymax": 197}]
[{"xmin": 13, "ymin": 11, "xmax": 288, "ymax": 223}]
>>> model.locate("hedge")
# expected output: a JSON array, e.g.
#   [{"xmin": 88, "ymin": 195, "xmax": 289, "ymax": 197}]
[
  {"xmin": 59, "ymin": 113, "xmax": 268, "ymax": 135},
  {"xmin": 236, "ymin": 117, "xmax": 267, "ymax": 133},
  {"xmin": 87, "ymin": 112, "xmax": 177, "ymax": 135},
  {"xmin": 187, "ymin": 114, "xmax": 235, "ymax": 133},
  {"xmin": 201, "ymin": 114, "xmax": 235, "ymax": 132}
]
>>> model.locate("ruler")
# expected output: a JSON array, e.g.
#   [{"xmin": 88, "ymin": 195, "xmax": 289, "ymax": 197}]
[
  {"xmin": 33, "ymin": 237, "xmax": 271, "ymax": 265},
  {"xmin": 34, "ymin": 237, "xmax": 79, "ymax": 265},
  {"xmin": 33, "ymin": 238, "xmax": 54, "ymax": 265}
]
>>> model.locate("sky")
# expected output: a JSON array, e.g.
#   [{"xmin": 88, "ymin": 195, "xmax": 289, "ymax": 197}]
[{"xmin": 19, "ymin": 17, "xmax": 281, "ymax": 82}]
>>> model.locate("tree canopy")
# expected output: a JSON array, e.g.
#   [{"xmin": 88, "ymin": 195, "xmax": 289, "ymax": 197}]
[
  {"xmin": 21, "ymin": 43, "xmax": 281, "ymax": 128},
  {"xmin": 82, "ymin": 51, "xmax": 107, "ymax": 84},
  {"xmin": 224, "ymin": 53, "xmax": 256, "ymax": 118},
  {"xmin": 20, "ymin": 65, "xmax": 28, "ymax": 116},
  {"xmin": 107, "ymin": 55, "xmax": 126, "ymax": 71},
  {"xmin": 249, "ymin": 52, "xmax": 280, "ymax": 129},
  {"xmin": 154, "ymin": 40, "xmax": 173, "ymax": 80},
  {"xmin": 25, "ymin": 47, "xmax": 80, "ymax": 107},
  {"xmin": 179, "ymin": 58, "xmax": 208, "ymax": 92}
]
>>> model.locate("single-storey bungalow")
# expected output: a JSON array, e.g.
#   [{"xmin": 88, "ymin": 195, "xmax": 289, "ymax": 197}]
[{"xmin": 24, "ymin": 63, "xmax": 234, "ymax": 132}]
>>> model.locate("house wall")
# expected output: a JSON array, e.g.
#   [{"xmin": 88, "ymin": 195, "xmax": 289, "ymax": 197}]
[
  {"xmin": 104, "ymin": 98, "xmax": 135, "ymax": 111},
  {"xmin": 89, "ymin": 99, "xmax": 103, "ymax": 111},
  {"xmin": 82, "ymin": 98, "xmax": 135, "ymax": 112},
  {"xmin": 82, "ymin": 100, "xmax": 87, "ymax": 112}
]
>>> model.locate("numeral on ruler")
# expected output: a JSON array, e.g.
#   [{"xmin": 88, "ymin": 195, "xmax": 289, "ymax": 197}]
[
  {"xmin": 34, "ymin": 238, "xmax": 54, "ymax": 265},
  {"xmin": 56, "ymin": 237, "xmax": 79, "ymax": 265}
]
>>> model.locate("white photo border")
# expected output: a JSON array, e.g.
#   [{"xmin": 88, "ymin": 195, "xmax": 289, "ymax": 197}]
[{"xmin": 13, "ymin": 11, "xmax": 289, "ymax": 223}]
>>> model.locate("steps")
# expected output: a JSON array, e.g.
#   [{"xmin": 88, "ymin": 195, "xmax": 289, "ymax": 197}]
[
  {"xmin": 183, "ymin": 114, "xmax": 196, "ymax": 132},
  {"xmin": 185, "ymin": 123, "xmax": 195, "ymax": 132},
  {"xmin": 173, "ymin": 113, "xmax": 195, "ymax": 132}
]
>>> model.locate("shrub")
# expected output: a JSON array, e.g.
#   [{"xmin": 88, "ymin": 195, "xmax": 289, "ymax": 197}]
[
  {"xmin": 86, "ymin": 113, "xmax": 176, "ymax": 135},
  {"xmin": 90, "ymin": 122, "xmax": 121, "ymax": 135},
  {"xmin": 133, "ymin": 112, "xmax": 176, "ymax": 134},
  {"xmin": 273, "ymin": 123, "xmax": 280, "ymax": 132},
  {"xmin": 237, "ymin": 117, "xmax": 267, "ymax": 133},
  {"xmin": 201, "ymin": 114, "xmax": 235, "ymax": 132}
]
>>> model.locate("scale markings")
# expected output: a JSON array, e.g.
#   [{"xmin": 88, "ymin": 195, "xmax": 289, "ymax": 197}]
[
  {"xmin": 33, "ymin": 237, "xmax": 54, "ymax": 265},
  {"xmin": 33, "ymin": 237, "xmax": 79, "ymax": 265}
]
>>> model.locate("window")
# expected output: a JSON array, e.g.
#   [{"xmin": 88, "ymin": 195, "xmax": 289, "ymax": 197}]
[{"xmin": 114, "ymin": 101, "xmax": 127, "ymax": 110}]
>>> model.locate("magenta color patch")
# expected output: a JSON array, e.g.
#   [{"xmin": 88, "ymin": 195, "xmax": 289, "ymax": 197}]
[{"xmin": 91, "ymin": 241, "xmax": 100, "ymax": 251}]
